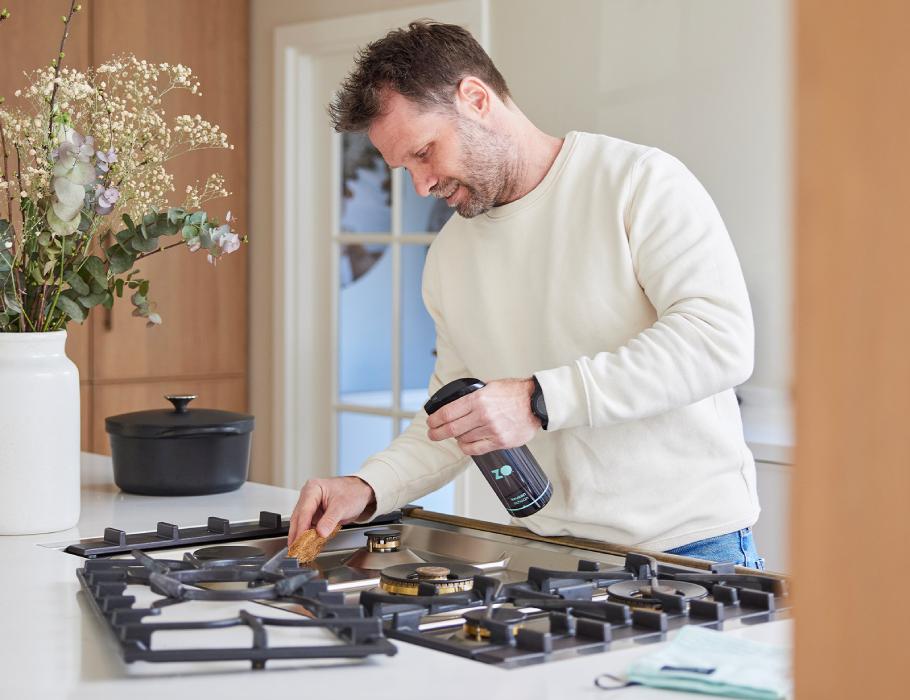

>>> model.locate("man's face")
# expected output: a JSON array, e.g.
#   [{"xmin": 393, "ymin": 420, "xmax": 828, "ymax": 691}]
[{"xmin": 367, "ymin": 90, "xmax": 515, "ymax": 218}]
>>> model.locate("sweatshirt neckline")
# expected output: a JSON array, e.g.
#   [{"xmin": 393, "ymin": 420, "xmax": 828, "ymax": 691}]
[{"xmin": 482, "ymin": 131, "xmax": 579, "ymax": 221}]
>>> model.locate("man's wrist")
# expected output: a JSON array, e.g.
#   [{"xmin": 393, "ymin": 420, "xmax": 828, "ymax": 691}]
[
  {"xmin": 347, "ymin": 475, "xmax": 377, "ymax": 520},
  {"xmin": 529, "ymin": 375, "xmax": 549, "ymax": 430}
]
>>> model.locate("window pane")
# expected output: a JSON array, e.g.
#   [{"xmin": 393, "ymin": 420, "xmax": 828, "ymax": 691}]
[
  {"xmin": 337, "ymin": 412, "xmax": 393, "ymax": 476},
  {"xmin": 400, "ymin": 244, "xmax": 436, "ymax": 412},
  {"xmin": 339, "ymin": 243, "xmax": 392, "ymax": 407},
  {"xmin": 402, "ymin": 169, "xmax": 453, "ymax": 233},
  {"xmin": 340, "ymin": 132, "xmax": 391, "ymax": 233},
  {"xmin": 412, "ymin": 482, "xmax": 456, "ymax": 515}
]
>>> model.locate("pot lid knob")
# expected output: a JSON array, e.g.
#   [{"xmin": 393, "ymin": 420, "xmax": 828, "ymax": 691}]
[{"xmin": 165, "ymin": 394, "xmax": 197, "ymax": 414}]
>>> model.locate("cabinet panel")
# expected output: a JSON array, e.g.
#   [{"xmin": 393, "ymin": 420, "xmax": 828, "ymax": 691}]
[
  {"xmin": 0, "ymin": 1, "xmax": 91, "ymax": 85},
  {"xmin": 80, "ymin": 384, "xmax": 91, "ymax": 452},
  {"xmin": 66, "ymin": 321, "xmax": 90, "ymax": 377},
  {"xmin": 91, "ymin": 376, "xmax": 247, "ymax": 456},
  {"xmin": 89, "ymin": 0, "xmax": 248, "ymax": 380}
]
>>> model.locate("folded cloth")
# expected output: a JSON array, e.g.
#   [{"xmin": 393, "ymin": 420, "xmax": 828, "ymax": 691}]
[{"xmin": 622, "ymin": 626, "xmax": 791, "ymax": 699}]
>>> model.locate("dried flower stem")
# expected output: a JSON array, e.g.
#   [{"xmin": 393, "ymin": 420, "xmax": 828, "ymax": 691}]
[
  {"xmin": 0, "ymin": 119, "xmax": 13, "ymax": 229},
  {"xmin": 46, "ymin": 0, "xmax": 78, "ymax": 142}
]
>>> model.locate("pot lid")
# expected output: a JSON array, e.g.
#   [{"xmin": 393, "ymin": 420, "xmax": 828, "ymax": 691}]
[{"xmin": 105, "ymin": 395, "xmax": 254, "ymax": 438}]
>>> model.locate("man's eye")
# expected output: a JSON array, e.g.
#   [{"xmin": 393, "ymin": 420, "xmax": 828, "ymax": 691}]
[{"xmin": 417, "ymin": 149, "xmax": 429, "ymax": 159}]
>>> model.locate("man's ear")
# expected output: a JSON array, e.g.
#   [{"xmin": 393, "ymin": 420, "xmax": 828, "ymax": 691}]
[{"xmin": 455, "ymin": 76, "xmax": 492, "ymax": 118}]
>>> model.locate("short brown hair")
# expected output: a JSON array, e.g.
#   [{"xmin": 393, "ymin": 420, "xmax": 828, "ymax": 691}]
[{"xmin": 328, "ymin": 20, "xmax": 510, "ymax": 132}]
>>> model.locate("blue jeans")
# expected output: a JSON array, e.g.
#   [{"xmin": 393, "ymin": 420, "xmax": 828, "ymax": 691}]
[{"xmin": 665, "ymin": 527, "xmax": 765, "ymax": 570}]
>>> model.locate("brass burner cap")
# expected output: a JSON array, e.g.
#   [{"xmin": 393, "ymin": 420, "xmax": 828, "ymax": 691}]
[
  {"xmin": 379, "ymin": 562, "xmax": 482, "ymax": 596},
  {"xmin": 415, "ymin": 565, "xmax": 451, "ymax": 580}
]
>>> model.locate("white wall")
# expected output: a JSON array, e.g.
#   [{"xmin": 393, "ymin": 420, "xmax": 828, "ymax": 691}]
[
  {"xmin": 250, "ymin": 0, "xmax": 793, "ymax": 484},
  {"xmin": 491, "ymin": 0, "xmax": 792, "ymax": 396}
]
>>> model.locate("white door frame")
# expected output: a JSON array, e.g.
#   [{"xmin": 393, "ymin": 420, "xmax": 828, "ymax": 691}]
[{"xmin": 272, "ymin": 2, "xmax": 489, "ymax": 496}]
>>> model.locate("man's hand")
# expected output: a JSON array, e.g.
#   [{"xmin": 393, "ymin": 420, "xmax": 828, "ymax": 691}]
[
  {"xmin": 288, "ymin": 476, "xmax": 376, "ymax": 544},
  {"xmin": 426, "ymin": 378, "xmax": 541, "ymax": 455}
]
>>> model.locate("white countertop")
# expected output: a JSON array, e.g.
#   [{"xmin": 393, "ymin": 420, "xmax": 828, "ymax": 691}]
[{"xmin": 1, "ymin": 453, "xmax": 792, "ymax": 699}]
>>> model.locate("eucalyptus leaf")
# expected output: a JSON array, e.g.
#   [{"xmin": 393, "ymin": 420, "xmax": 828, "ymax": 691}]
[
  {"xmin": 3, "ymin": 287, "xmax": 22, "ymax": 313},
  {"xmin": 167, "ymin": 208, "xmax": 186, "ymax": 224},
  {"xmin": 77, "ymin": 291, "xmax": 108, "ymax": 308},
  {"xmin": 130, "ymin": 235, "xmax": 159, "ymax": 253},
  {"xmin": 188, "ymin": 211, "xmax": 206, "ymax": 226},
  {"xmin": 54, "ymin": 293, "xmax": 86, "ymax": 323},
  {"xmin": 107, "ymin": 245, "xmax": 134, "ymax": 274},
  {"xmin": 101, "ymin": 292, "xmax": 114, "ymax": 309},
  {"xmin": 122, "ymin": 213, "xmax": 136, "ymax": 232},
  {"xmin": 82, "ymin": 256, "xmax": 107, "ymax": 289},
  {"xmin": 65, "ymin": 272, "xmax": 90, "ymax": 296},
  {"xmin": 155, "ymin": 217, "xmax": 177, "ymax": 236},
  {"xmin": 30, "ymin": 264, "xmax": 44, "ymax": 285},
  {"xmin": 115, "ymin": 228, "xmax": 134, "ymax": 244},
  {"xmin": 115, "ymin": 278, "xmax": 124, "ymax": 297}
]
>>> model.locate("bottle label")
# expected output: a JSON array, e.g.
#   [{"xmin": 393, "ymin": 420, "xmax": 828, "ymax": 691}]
[{"xmin": 490, "ymin": 464, "xmax": 514, "ymax": 480}]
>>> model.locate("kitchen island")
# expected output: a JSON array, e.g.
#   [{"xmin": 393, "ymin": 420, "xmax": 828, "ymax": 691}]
[{"xmin": 0, "ymin": 453, "xmax": 792, "ymax": 699}]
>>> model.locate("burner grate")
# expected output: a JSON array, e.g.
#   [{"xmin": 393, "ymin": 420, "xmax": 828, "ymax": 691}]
[
  {"xmin": 76, "ymin": 545, "xmax": 396, "ymax": 668},
  {"xmin": 369, "ymin": 554, "xmax": 790, "ymax": 668}
]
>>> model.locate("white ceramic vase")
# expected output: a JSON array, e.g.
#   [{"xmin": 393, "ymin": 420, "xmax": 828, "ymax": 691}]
[{"xmin": 0, "ymin": 330, "xmax": 80, "ymax": 534}]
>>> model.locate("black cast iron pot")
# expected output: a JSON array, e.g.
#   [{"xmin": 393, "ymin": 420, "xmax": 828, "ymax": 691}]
[{"xmin": 105, "ymin": 395, "xmax": 254, "ymax": 496}]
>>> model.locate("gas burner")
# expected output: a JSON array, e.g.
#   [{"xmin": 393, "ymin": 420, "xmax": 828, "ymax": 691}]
[
  {"xmin": 462, "ymin": 607, "xmax": 527, "ymax": 640},
  {"xmin": 193, "ymin": 545, "xmax": 265, "ymax": 561},
  {"xmin": 606, "ymin": 578, "xmax": 709, "ymax": 609},
  {"xmin": 343, "ymin": 529, "xmax": 425, "ymax": 570},
  {"xmin": 379, "ymin": 563, "xmax": 482, "ymax": 596}
]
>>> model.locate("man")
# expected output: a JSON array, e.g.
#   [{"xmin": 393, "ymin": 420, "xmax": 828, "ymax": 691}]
[{"xmin": 288, "ymin": 21, "xmax": 763, "ymax": 567}]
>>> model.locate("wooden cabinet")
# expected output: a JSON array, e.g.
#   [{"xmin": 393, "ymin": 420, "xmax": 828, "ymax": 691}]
[{"xmin": 0, "ymin": 0, "xmax": 249, "ymax": 455}]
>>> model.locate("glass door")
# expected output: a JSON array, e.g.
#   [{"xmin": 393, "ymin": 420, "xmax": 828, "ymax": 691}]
[{"xmin": 332, "ymin": 132, "xmax": 454, "ymax": 512}]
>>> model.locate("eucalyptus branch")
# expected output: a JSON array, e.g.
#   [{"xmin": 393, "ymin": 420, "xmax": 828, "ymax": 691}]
[
  {"xmin": 135, "ymin": 238, "xmax": 185, "ymax": 260},
  {"xmin": 45, "ymin": 0, "xmax": 80, "ymax": 143}
]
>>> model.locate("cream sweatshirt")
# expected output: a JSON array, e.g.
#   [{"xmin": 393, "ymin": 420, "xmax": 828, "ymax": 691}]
[{"xmin": 355, "ymin": 131, "xmax": 760, "ymax": 551}]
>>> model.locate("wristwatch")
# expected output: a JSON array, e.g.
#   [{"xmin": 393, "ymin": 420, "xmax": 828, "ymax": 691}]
[{"xmin": 530, "ymin": 375, "xmax": 548, "ymax": 430}]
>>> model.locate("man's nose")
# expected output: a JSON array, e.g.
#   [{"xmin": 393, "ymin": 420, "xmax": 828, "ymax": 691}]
[{"xmin": 411, "ymin": 169, "xmax": 438, "ymax": 198}]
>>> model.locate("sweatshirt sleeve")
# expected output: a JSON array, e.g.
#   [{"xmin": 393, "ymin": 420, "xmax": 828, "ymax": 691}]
[
  {"xmin": 534, "ymin": 148, "xmax": 755, "ymax": 431},
  {"xmin": 352, "ymin": 242, "xmax": 471, "ymax": 517}
]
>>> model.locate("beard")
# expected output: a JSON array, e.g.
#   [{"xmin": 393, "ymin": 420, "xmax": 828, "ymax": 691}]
[{"xmin": 430, "ymin": 117, "xmax": 521, "ymax": 218}]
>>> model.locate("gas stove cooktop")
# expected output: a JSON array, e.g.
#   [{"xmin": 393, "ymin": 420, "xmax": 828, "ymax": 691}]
[{"xmin": 67, "ymin": 508, "xmax": 790, "ymax": 671}]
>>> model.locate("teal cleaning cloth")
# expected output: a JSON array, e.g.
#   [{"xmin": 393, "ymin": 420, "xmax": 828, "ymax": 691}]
[{"xmin": 624, "ymin": 626, "xmax": 791, "ymax": 699}]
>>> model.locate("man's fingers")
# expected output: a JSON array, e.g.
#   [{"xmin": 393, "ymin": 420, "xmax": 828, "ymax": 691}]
[
  {"xmin": 453, "ymin": 424, "xmax": 491, "ymax": 446},
  {"xmin": 315, "ymin": 505, "xmax": 344, "ymax": 538},
  {"xmin": 425, "ymin": 393, "xmax": 473, "ymax": 429},
  {"xmin": 427, "ymin": 411, "xmax": 485, "ymax": 442},
  {"xmin": 288, "ymin": 482, "xmax": 325, "ymax": 544},
  {"xmin": 459, "ymin": 437, "xmax": 496, "ymax": 456}
]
